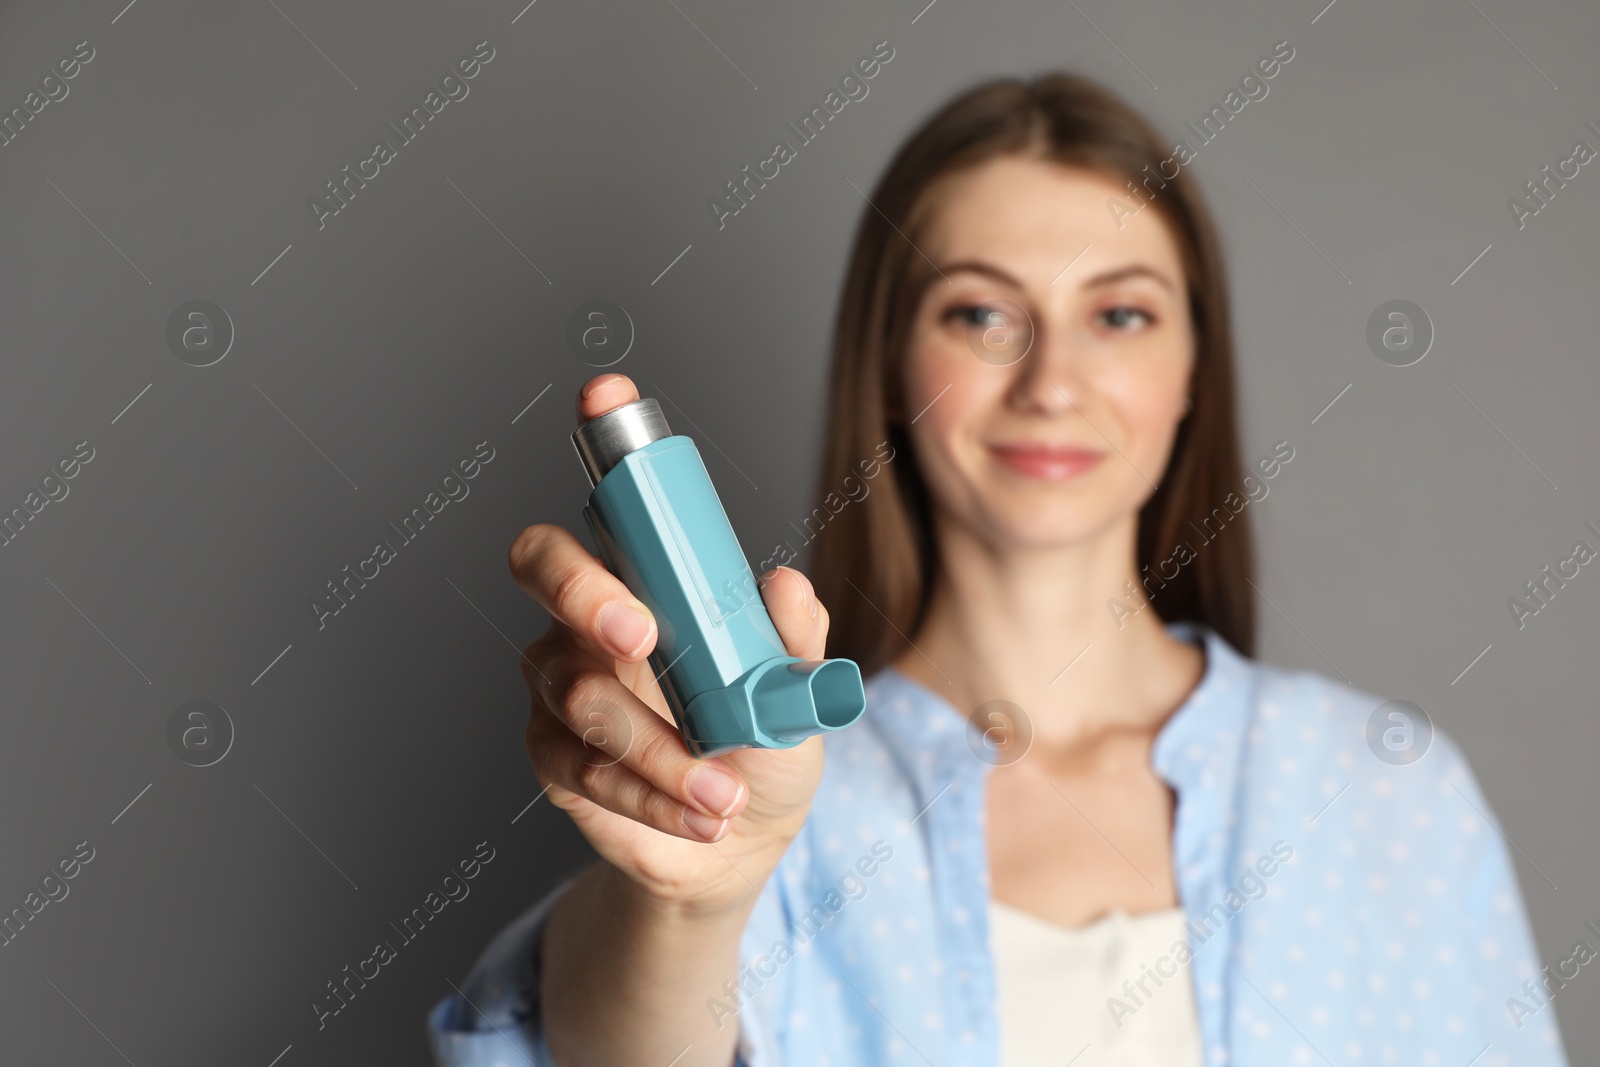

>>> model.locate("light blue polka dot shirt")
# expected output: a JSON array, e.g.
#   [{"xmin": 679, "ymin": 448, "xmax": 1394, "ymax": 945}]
[{"xmin": 428, "ymin": 621, "xmax": 1570, "ymax": 1066}]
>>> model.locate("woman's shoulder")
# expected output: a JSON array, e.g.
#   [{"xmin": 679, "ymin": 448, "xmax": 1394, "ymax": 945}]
[
  {"xmin": 1222, "ymin": 641, "xmax": 1509, "ymax": 870},
  {"xmin": 1236, "ymin": 647, "xmax": 1473, "ymax": 789}
]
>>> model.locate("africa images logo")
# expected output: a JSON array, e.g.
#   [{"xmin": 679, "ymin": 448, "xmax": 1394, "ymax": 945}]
[
  {"xmin": 309, "ymin": 441, "xmax": 496, "ymax": 631},
  {"xmin": 307, "ymin": 41, "xmax": 496, "ymax": 231},
  {"xmin": 1105, "ymin": 40, "xmax": 1295, "ymax": 229},
  {"xmin": 313, "ymin": 841, "xmax": 496, "ymax": 1030},
  {"xmin": 708, "ymin": 40, "xmax": 896, "ymax": 231}
]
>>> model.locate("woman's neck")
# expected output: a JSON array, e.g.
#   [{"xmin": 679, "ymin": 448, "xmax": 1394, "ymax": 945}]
[{"xmin": 887, "ymin": 516, "xmax": 1204, "ymax": 755}]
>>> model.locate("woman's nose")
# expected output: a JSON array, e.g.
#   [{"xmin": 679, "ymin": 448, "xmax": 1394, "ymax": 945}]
[{"xmin": 1004, "ymin": 319, "xmax": 1086, "ymax": 415}]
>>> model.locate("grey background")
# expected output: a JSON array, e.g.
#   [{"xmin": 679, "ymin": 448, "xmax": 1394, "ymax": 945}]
[{"xmin": 1, "ymin": 0, "xmax": 1596, "ymax": 1063}]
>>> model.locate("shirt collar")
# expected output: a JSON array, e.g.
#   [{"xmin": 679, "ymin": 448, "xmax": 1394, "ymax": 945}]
[
  {"xmin": 860, "ymin": 619, "xmax": 1255, "ymax": 806},
  {"xmin": 857, "ymin": 621, "xmax": 1258, "ymax": 1057}
]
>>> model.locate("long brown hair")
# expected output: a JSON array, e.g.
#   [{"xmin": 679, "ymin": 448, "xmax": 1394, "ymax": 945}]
[{"xmin": 809, "ymin": 72, "xmax": 1255, "ymax": 677}]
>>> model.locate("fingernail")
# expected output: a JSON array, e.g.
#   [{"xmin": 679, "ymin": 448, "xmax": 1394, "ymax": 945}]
[
  {"xmin": 680, "ymin": 807, "xmax": 728, "ymax": 842},
  {"xmin": 791, "ymin": 569, "xmax": 817, "ymax": 618},
  {"xmin": 597, "ymin": 601, "xmax": 653, "ymax": 658},
  {"xmin": 688, "ymin": 765, "xmax": 744, "ymax": 818},
  {"xmin": 581, "ymin": 374, "xmax": 621, "ymax": 398}
]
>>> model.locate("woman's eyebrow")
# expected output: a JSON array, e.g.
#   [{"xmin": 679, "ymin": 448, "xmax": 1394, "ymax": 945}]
[
  {"xmin": 937, "ymin": 260, "xmax": 1025, "ymax": 288},
  {"xmin": 1081, "ymin": 264, "xmax": 1177, "ymax": 292},
  {"xmin": 935, "ymin": 260, "xmax": 1177, "ymax": 292}
]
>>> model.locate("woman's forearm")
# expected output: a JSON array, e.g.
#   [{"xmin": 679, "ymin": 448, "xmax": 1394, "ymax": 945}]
[{"xmin": 541, "ymin": 861, "xmax": 759, "ymax": 1067}]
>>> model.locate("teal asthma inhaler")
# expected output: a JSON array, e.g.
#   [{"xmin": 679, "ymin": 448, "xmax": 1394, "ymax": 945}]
[{"xmin": 572, "ymin": 397, "xmax": 867, "ymax": 758}]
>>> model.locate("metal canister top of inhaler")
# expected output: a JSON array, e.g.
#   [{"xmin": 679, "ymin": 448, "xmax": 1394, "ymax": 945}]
[{"xmin": 572, "ymin": 398, "xmax": 867, "ymax": 758}]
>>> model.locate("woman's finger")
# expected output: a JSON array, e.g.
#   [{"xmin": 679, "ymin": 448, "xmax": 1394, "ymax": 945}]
[
  {"xmin": 758, "ymin": 565, "xmax": 828, "ymax": 663},
  {"xmin": 507, "ymin": 523, "xmax": 658, "ymax": 662},
  {"xmin": 524, "ymin": 672, "xmax": 749, "ymax": 841},
  {"xmin": 527, "ymin": 642, "xmax": 749, "ymax": 816},
  {"xmin": 575, "ymin": 373, "xmax": 640, "ymax": 423}
]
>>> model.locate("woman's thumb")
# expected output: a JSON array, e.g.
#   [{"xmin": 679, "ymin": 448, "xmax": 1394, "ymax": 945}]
[{"xmin": 757, "ymin": 565, "xmax": 828, "ymax": 663}]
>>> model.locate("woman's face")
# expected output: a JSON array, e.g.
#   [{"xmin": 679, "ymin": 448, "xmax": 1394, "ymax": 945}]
[{"xmin": 900, "ymin": 155, "xmax": 1195, "ymax": 552}]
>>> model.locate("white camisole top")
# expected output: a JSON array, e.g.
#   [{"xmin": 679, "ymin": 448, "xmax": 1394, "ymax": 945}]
[{"xmin": 989, "ymin": 900, "xmax": 1204, "ymax": 1066}]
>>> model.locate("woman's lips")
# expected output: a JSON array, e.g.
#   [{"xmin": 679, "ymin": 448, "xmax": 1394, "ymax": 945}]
[{"xmin": 988, "ymin": 443, "xmax": 1106, "ymax": 480}]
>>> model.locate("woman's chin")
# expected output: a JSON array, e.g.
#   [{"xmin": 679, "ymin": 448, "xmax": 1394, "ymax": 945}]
[{"xmin": 978, "ymin": 506, "xmax": 1115, "ymax": 551}]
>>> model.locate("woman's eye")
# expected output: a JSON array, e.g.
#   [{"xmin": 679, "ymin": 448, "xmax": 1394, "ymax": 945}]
[
  {"xmin": 944, "ymin": 304, "xmax": 1006, "ymax": 329},
  {"xmin": 1098, "ymin": 306, "xmax": 1154, "ymax": 330}
]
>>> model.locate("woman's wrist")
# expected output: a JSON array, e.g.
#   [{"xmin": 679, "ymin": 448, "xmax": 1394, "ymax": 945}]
[
  {"xmin": 598, "ymin": 851, "xmax": 771, "ymax": 927},
  {"xmin": 544, "ymin": 860, "xmax": 755, "ymax": 1067}
]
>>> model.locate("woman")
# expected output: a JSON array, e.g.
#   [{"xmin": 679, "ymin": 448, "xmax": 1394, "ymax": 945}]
[{"xmin": 429, "ymin": 74, "xmax": 1568, "ymax": 1066}]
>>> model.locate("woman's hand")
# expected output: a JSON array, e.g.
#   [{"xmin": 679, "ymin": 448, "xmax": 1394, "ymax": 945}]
[{"xmin": 509, "ymin": 372, "xmax": 828, "ymax": 917}]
